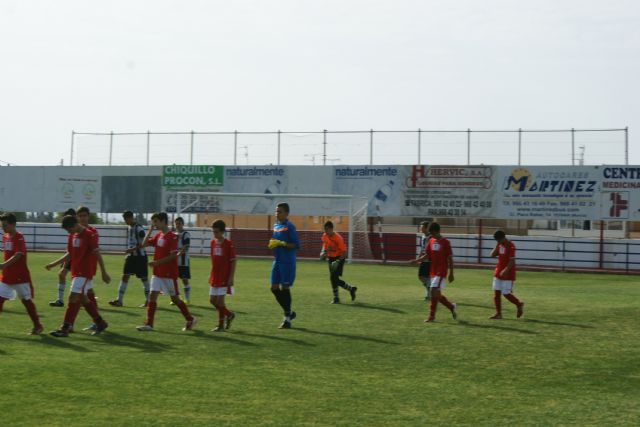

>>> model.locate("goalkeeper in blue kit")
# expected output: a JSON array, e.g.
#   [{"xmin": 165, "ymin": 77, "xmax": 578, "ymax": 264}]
[{"xmin": 268, "ymin": 202, "xmax": 300, "ymax": 329}]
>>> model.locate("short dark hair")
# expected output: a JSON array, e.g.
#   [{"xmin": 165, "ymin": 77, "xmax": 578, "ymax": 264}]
[
  {"xmin": 324, "ymin": 220, "xmax": 334, "ymax": 229},
  {"xmin": 64, "ymin": 208, "xmax": 77, "ymax": 217},
  {"xmin": 151, "ymin": 212, "xmax": 168, "ymax": 223},
  {"xmin": 61, "ymin": 215, "xmax": 78, "ymax": 229},
  {"xmin": 0, "ymin": 212, "xmax": 17, "ymax": 225},
  {"xmin": 277, "ymin": 202, "xmax": 290, "ymax": 213},
  {"xmin": 76, "ymin": 206, "xmax": 90, "ymax": 215},
  {"xmin": 175, "ymin": 217, "xmax": 184, "ymax": 224},
  {"xmin": 420, "ymin": 220, "xmax": 430, "ymax": 228},
  {"xmin": 428, "ymin": 222, "xmax": 440, "ymax": 233},
  {"xmin": 211, "ymin": 219, "xmax": 226, "ymax": 232},
  {"xmin": 494, "ymin": 230, "xmax": 506, "ymax": 241},
  {"xmin": 122, "ymin": 210, "xmax": 134, "ymax": 219}
]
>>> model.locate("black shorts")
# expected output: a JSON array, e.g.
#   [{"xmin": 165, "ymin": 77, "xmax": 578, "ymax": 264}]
[
  {"xmin": 178, "ymin": 266, "xmax": 191, "ymax": 280},
  {"xmin": 327, "ymin": 257, "xmax": 345, "ymax": 277},
  {"xmin": 123, "ymin": 255, "xmax": 149, "ymax": 279},
  {"xmin": 418, "ymin": 262, "xmax": 431, "ymax": 278}
]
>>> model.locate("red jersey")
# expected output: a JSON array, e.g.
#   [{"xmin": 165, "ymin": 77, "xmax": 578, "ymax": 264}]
[
  {"xmin": 494, "ymin": 240, "xmax": 516, "ymax": 281},
  {"xmin": 321, "ymin": 232, "xmax": 347, "ymax": 258},
  {"xmin": 67, "ymin": 228, "xmax": 98, "ymax": 279},
  {"xmin": 426, "ymin": 237, "xmax": 452, "ymax": 277},
  {"xmin": 1, "ymin": 232, "xmax": 31, "ymax": 284},
  {"xmin": 148, "ymin": 230, "xmax": 179, "ymax": 279},
  {"xmin": 209, "ymin": 238, "xmax": 236, "ymax": 287}
]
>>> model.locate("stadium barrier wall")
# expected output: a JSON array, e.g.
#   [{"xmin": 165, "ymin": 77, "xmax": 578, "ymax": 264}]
[{"xmin": 15, "ymin": 223, "xmax": 640, "ymax": 273}]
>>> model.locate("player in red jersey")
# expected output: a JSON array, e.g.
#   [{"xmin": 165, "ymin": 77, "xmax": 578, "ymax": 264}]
[
  {"xmin": 136, "ymin": 212, "xmax": 196, "ymax": 332},
  {"xmin": 489, "ymin": 230, "xmax": 524, "ymax": 319},
  {"xmin": 49, "ymin": 208, "xmax": 77, "ymax": 307},
  {"xmin": 424, "ymin": 223, "xmax": 457, "ymax": 322},
  {"xmin": 49, "ymin": 215, "xmax": 109, "ymax": 337},
  {"xmin": 0, "ymin": 213, "xmax": 44, "ymax": 335},
  {"xmin": 208, "ymin": 219, "xmax": 236, "ymax": 332}
]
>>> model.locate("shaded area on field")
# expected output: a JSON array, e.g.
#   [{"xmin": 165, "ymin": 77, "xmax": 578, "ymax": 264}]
[
  {"xmin": 454, "ymin": 320, "xmax": 538, "ymax": 335},
  {"xmin": 157, "ymin": 329, "xmax": 260, "ymax": 347},
  {"xmin": 1, "ymin": 333, "xmax": 94, "ymax": 352},
  {"xmin": 98, "ymin": 307, "xmax": 144, "ymax": 317},
  {"xmin": 345, "ymin": 302, "xmax": 407, "ymax": 314},
  {"xmin": 456, "ymin": 302, "xmax": 494, "ymax": 310},
  {"xmin": 524, "ymin": 318, "xmax": 595, "ymax": 329},
  {"xmin": 233, "ymin": 331, "xmax": 315, "ymax": 347},
  {"xmin": 92, "ymin": 331, "xmax": 174, "ymax": 353},
  {"xmin": 294, "ymin": 327, "xmax": 399, "ymax": 345}
]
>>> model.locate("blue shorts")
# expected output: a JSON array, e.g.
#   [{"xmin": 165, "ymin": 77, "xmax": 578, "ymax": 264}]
[{"xmin": 271, "ymin": 262, "xmax": 296, "ymax": 287}]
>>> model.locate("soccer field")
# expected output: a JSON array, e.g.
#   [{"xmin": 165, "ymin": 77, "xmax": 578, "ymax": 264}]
[{"xmin": 0, "ymin": 254, "xmax": 638, "ymax": 427}]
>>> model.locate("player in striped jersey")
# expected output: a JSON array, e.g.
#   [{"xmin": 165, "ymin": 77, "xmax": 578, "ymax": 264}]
[
  {"xmin": 173, "ymin": 217, "xmax": 191, "ymax": 304},
  {"xmin": 109, "ymin": 211, "xmax": 150, "ymax": 307},
  {"xmin": 48, "ymin": 208, "xmax": 77, "ymax": 307},
  {"xmin": 409, "ymin": 221, "xmax": 432, "ymax": 301}
]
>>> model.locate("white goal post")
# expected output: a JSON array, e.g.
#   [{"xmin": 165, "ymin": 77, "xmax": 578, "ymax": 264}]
[{"xmin": 174, "ymin": 191, "xmax": 372, "ymax": 261}]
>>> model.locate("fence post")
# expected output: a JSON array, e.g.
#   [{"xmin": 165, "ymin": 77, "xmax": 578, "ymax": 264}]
[
  {"xmin": 467, "ymin": 128, "xmax": 471, "ymax": 165},
  {"xmin": 109, "ymin": 131, "xmax": 114, "ymax": 166},
  {"xmin": 561, "ymin": 241, "xmax": 566, "ymax": 272},
  {"xmin": 625, "ymin": 126, "xmax": 629, "ymax": 165},
  {"xmin": 599, "ymin": 220, "xmax": 605, "ymax": 269},
  {"xmin": 277, "ymin": 130, "xmax": 281, "ymax": 165},
  {"xmin": 146, "ymin": 131, "xmax": 150, "ymax": 166},
  {"xmin": 417, "ymin": 128, "xmax": 421, "ymax": 164},
  {"xmin": 323, "ymin": 129, "xmax": 327, "ymax": 166},
  {"xmin": 233, "ymin": 130, "xmax": 238, "ymax": 165},
  {"xmin": 369, "ymin": 129, "xmax": 374, "ymax": 165},
  {"xmin": 477, "ymin": 219, "xmax": 483, "ymax": 264},
  {"xmin": 70, "ymin": 130, "xmax": 75, "ymax": 166},
  {"xmin": 190, "ymin": 130, "xmax": 195, "ymax": 165},
  {"xmin": 626, "ymin": 242, "xmax": 630, "ymax": 273},
  {"xmin": 571, "ymin": 128, "xmax": 575, "ymax": 166},
  {"xmin": 518, "ymin": 128, "xmax": 522, "ymax": 165}
]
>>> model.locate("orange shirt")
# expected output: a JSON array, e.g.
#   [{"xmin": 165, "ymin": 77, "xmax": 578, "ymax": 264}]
[{"xmin": 321, "ymin": 232, "xmax": 347, "ymax": 258}]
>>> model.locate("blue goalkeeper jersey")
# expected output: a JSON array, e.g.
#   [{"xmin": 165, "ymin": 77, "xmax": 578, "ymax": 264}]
[{"xmin": 272, "ymin": 219, "xmax": 300, "ymax": 264}]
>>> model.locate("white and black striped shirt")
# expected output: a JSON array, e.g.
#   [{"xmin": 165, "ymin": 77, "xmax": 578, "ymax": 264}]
[
  {"xmin": 178, "ymin": 230, "xmax": 191, "ymax": 267},
  {"xmin": 127, "ymin": 223, "xmax": 147, "ymax": 257}
]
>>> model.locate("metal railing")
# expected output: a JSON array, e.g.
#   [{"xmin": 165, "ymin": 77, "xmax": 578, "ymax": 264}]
[{"xmin": 70, "ymin": 127, "xmax": 629, "ymax": 167}]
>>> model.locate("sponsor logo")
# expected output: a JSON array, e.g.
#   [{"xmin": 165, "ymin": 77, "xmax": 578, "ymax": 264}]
[
  {"xmin": 62, "ymin": 183, "xmax": 74, "ymax": 199},
  {"xmin": 408, "ymin": 166, "xmax": 492, "ymax": 189},
  {"xmin": 225, "ymin": 167, "xmax": 285, "ymax": 177},
  {"xmin": 603, "ymin": 167, "xmax": 640, "ymax": 179},
  {"xmin": 334, "ymin": 166, "xmax": 398, "ymax": 177},
  {"xmin": 608, "ymin": 192, "xmax": 629, "ymax": 218},
  {"xmin": 503, "ymin": 168, "xmax": 596, "ymax": 192}
]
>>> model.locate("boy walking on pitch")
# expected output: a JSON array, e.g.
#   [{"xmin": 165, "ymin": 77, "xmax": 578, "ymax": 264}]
[
  {"xmin": 49, "ymin": 215, "xmax": 109, "ymax": 337},
  {"xmin": 49, "ymin": 208, "xmax": 76, "ymax": 307},
  {"xmin": 209, "ymin": 220, "xmax": 236, "ymax": 332},
  {"xmin": 320, "ymin": 221, "xmax": 357, "ymax": 304},
  {"xmin": 268, "ymin": 202, "xmax": 300, "ymax": 329},
  {"xmin": 136, "ymin": 212, "xmax": 196, "ymax": 332},
  {"xmin": 0, "ymin": 213, "xmax": 44, "ymax": 335},
  {"xmin": 109, "ymin": 210, "xmax": 150, "ymax": 307},
  {"xmin": 424, "ymin": 222, "xmax": 457, "ymax": 322},
  {"xmin": 409, "ymin": 221, "xmax": 432, "ymax": 301},
  {"xmin": 173, "ymin": 217, "xmax": 192, "ymax": 304},
  {"xmin": 490, "ymin": 230, "xmax": 524, "ymax": 319}
]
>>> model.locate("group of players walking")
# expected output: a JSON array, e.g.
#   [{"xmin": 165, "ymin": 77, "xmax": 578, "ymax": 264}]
[{"xmin": 0, "ymin": 202, "xmax": 523, "ymax": 337}]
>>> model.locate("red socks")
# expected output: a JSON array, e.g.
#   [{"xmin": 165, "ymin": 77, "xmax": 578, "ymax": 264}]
[
  {"xmin": 146, "ymin": 301, "xmax": 157, "ymax": 327},
  {"xmin": 438, "ymin": 294, "xmax": 454, "ymax": 310},
  {"xmin": 63, "ymin": 302, "xmax": 81, "ymax": 328},
  {"xmin": 21, "ymin": 299, "xmax": 41, "ymax": 327},
  {"xmin": 494, "ymin": 290, "xmax": 502, "ymax": 314},
  {"xmin": 88, "ymin": 292, "xmax": 98, "ymax": 306},
  {"xmin": 0, "ymin": 296, "xmax": 6, "ymax": 312},
  {"xmin": 429, "ymin": 289, "xmax": 441, "ymax": 319},
  {"xmin": 504, "ymin": 293, "xmax": 521, "ymax": 306},
  {"xmin": 83, "ymin": 299, "xmax": 101, "ymax": 322},
  {"xmin": 175, "ymin": 300, "xmax": 193, "ymax": 321}
]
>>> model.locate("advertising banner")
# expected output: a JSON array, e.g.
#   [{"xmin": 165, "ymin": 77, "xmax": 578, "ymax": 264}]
[
  {"xmin": 162, "ymin": 165, "xmax": 224, "ymax": 213},
  {"xmin": 332, "ymin": 166, "xmax": 402, "ymax": 216},
  {"xmin": 599, "ymin": 166, "xmax": 640, "ymax": 220},
  {"xmin": 49, "ymin": 174, "xmax": 101, "ymax": 212},
  {"xmin": 494, "ymin": 166, "xmax": 601, "ymax": 220}
]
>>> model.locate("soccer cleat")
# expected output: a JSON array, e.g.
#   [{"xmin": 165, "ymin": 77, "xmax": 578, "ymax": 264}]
[
  {"xmin": 108, "ymin": 299, "xmax": 123, "ymax": 307},
  {"xmin": 169, "ymin": 301, "xmax": 176, "ymax": 306},
  {"xmin": 517, "ymin": 302, "xmax": 524, "ymax": 318},
  {"xmin": 82, "ymin": 323, "xmax": 97, "ymax": 331},
  {"xmin": 49, "ymin": 299, "xmax": 64, "ymax": 307},
  {"xmin": 211, "ymin": 326, "xmax": 225, "ymax": 332},
  {"xmin": 136, "ymin": 324, "xmax": 154, "ymax": 332},
  {"xmin": 29, "ymin": 325, "xmax": 44, "ymax": 336},
  {"xmin": 289, "ymin": 311, "xmax": 297, "ymax": 321},
  {"xmin": 424, "ymin": 317, "xmax": 435, "ymax": 323},
  {"xmin": 225, "ymin": 312, "xmax": 236, "ymax": 330},
  {"xmin": 489, "ymin": 313, "xmax": 502, "ymax": 320},
  {"xmin": 350, "ymin": 286, "xmax": 358, "ymax": 302},
  {"xmin": 278, "ymin": 320, "xmax": 292, "ymax": 329},
  {"xmin": 182, "ymin": 316, "xmax": 197, "ymax": 331},
  {"xmin": 330, "ymin": 298, "xmax": 340, "ymax": 304},
  {"xmin": 50, "ymin": 329, "xmax": 69, "ymax": 337},
  {"xmin": 138, "ymin": 302, "xmax": 148, "ymax": 308},
  {"xmin": 451, "ymin": 303, "xmax": 458, "ymax": 320},
  {"xmin": 91, "ymin": 320, "xmax": 108, "ymax": 336}
]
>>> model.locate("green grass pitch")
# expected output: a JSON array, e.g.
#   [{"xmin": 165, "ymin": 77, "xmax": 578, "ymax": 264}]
[{"xmin": 0, "ymin": 253, "xmax": 638, "ymax": 426}]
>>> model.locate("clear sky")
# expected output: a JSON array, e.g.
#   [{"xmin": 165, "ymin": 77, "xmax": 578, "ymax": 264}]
[{"xmin": 0, "ymin": 0, "xmax": 638, "ymax": 166}]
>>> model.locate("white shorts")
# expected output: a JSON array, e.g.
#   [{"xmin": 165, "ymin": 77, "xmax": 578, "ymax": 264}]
[
  {"xmin": 492, "ymin": 278, "xmax": 514, "ymax": 295},
  {"xmin": 0, "ymin": 282, "xmax": 33, "ymax": 300},
  {"xmin": 429, "ymin": 276, "xmax": 446, "ymax": 289},
  {"xmin": 70, "ymin": 277, "xmax": 93, "ymax": 295},
  {"xmin": 150, "ymin": 276, "xmax": 179, "ymax": 297},
  {"xmin": 209, "ymin": 287, "xmax": 229, "ymax": 296}
]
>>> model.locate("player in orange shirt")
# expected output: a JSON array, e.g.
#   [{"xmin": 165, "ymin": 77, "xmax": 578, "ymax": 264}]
[
  {"xmin": 423, "ymin": 223, "xmax": 457, "ymax": 322},
  {"xmin": 320, "ymin": 221, "xmax": 357, "ymax": 304},
  {"xmin": 489, "ymin": 230, "xmax": 524, "ymax": 319},
  {"xmin": 208, "ymin": 219, "xmax": 236, "ymax": 332}
]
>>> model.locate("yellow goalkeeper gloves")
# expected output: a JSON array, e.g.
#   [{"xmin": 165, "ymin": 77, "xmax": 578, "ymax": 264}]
[{"xmin": 268, "ymin": 239, "xmax": 287, "ymax": 250}]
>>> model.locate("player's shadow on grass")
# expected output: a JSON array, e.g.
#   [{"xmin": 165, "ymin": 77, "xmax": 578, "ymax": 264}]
[
  {"xmin": 455, "ymin": 320, "xmax": 538, "ymax": 335},
  {"xmin": 94, "ymin": 331, "xmax": 173, "ymax": 353},
  {"xmin": 294, "ymin": 327, "xmax": 399, "ymax": 345},
  {"xmin": 159, "ymin": 330, "xmax": 259, "ymax": 347},
  {"xmin": 524, "ymin": 319, "xmax": 594, "ymax": 329},
  {"xmin": 456, "ymin": 303, "xmax": 494, "ymax": 310},
  {"xmin": 0, "ymin": 334, "xmax": 94, "ymax": 352},
  {"xmin": 233, "ymin": 331, "xmax": 315, "ymax": 347},
  {"xmin": 99, "ymin": 308, "xmax": 142, "ymax": 317},
  {"xmin": 346, "ymin": 303, "xmax": 406, "ymax": 314}
]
